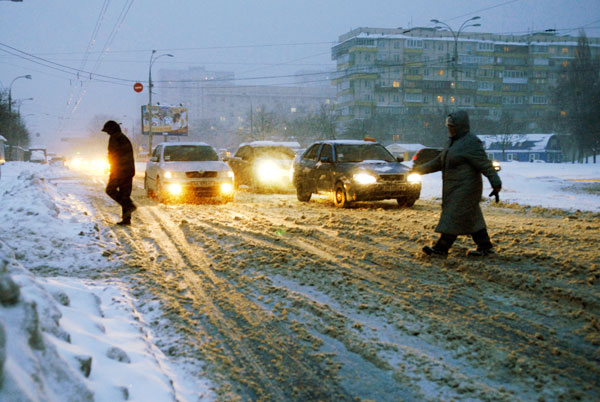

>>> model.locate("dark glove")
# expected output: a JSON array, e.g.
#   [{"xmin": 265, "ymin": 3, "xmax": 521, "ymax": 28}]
[{"xmin": 489, "ymin": 187, "xmax": 501, "ymax": 203}]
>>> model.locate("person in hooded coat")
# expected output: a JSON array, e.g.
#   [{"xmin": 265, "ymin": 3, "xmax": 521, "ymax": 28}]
[
  {"xmin": 412, "ymin": 110, "xmax": 502, "ymax": 257},
  {"xmin": 102, "ymin": 120, "xmax": 136, "ymax": 225}
]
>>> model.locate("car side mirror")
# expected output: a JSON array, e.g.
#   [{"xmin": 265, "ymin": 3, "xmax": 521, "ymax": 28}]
[
  {"xmin": 396, "ymin": 156, "xmax": 404, "ymax": 162},
  {"xmin": 150, "ymin": 156, "xmax": 158, "ymax": 162}
]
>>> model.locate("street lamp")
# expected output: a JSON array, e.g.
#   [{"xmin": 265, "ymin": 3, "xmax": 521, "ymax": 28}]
[
  {"xmin": 16, "ymin": 97, "xmax": 34, "ymax": 114},
  {"xmin": 147, "ymin": 50, "xmax": 173, "ymax": 152},
  {"xmin": 431, "ymin": 17, "xmax": 481, "ymax": 96},
  {"xmin": 8, "ymin": 74, "xmax": 32, "ymax": 115},
  {"xmin": 8, "ymin": 74, "xmax": 32, "ymax": 146}
]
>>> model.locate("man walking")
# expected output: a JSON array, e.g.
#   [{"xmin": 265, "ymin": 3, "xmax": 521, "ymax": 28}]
[
  {"xmin": 102, "ymin": 120, "xmax": 136, "ymax": 225},
  {"xmin": 412, "ymin": 110, "xmax": 502, "ymax": 257}
]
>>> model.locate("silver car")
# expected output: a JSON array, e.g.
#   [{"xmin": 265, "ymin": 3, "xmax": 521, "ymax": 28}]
[{"xmin": 144, "ymin": 142, "xmax": 235, "ymax": 203}]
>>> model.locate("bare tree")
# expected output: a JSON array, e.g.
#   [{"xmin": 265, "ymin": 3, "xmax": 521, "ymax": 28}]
[
  {"xmin": 554, "ymin": 31, "xmax": 600, "ymax": 163},
  {"xmin": 493, "ymin": 111, "xmax": 523, "ymax": 162}
]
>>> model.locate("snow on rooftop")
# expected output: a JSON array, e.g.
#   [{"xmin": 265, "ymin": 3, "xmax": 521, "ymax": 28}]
[{"xmin": 478, "ymin": 134, "xmax": 556, "ymax": 151}]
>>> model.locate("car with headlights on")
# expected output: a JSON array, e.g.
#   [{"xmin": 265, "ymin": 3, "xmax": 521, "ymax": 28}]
[
  {"xmin": 292, "ymin": 140, "xmax": 422, "ymax": 208},
  {"xmin": 226, "ymin": 141, "xmax": 297, "ymax": 192},
  {"xmin": 144, "ymin": 142, "xmax": 234, "ymax": 203}
]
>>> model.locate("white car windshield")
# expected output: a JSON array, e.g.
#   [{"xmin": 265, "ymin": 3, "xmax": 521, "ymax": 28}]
[
  {"xmin": 335, "ymin": 144, "xmax": 396, "ymax": 163},
  {"xmin": 163, "ymin": 146, "xmax": 218, "ymax": 162}
]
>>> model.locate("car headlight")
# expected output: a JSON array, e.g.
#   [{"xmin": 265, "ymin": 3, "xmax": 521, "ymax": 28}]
[
  {"xmin": 164, "ymin": 171, "xmax": 173, "ymax": 179},
  {"xmin": 166, "ymin": 183, "xmax": 182, "ymax": 195},
  {"xmin": 220, "ymin": 182, "xmax": 233, "ymax": 195},
  {"xmin": 353, "ymin": 172, "xmax": 377, "ymax": 185},
  {"xmin": 407, "ymin": 173, "xmax": 422, "ymax": 184},
  {"xmin": 256, "ymin": 160, "xmax": 282, "ymax": 182}
]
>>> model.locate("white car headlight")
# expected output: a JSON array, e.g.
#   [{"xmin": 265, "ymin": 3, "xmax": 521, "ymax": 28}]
[
  {"xmin": 220, "ymin": 182, "xmax": 234, "ymax": 195},
  {"xmin": 164, "ymin": 171, "xmax": 173, "ymax": 179},
  {"xmin": 407, "ymin": 173, "xmax": 422, "ymax": 184},
  {"xmin": 256, "ymin": 160, "xmax": 281, "ymax": 182},
  {"xmin": 353, "ymin": 172, "xmax": 377, "ymax": 185},
  {"xmin": 166, "ymin": 183, "xmax": 182, "ymax": 195}
]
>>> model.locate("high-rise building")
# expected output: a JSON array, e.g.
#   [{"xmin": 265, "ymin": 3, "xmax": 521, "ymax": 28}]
[{"xmin": 331, "ymin": 27, "xmax": 600, "ymax": 132}]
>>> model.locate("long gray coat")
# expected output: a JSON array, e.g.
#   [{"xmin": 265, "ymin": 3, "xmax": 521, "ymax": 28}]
[{"xmin": 416, "ymin": 131, "xmax": 502, "ymax": 235}]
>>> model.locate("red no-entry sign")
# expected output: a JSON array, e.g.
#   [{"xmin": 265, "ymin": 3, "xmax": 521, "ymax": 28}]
[{"xmin": 133, "ymin": 82, "xmax": 143, "ymax": 93}]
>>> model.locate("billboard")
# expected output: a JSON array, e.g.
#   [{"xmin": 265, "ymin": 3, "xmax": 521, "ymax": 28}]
[{"xmin": 141, "ymin": 105, "xmax": 188, "ymax": 136}]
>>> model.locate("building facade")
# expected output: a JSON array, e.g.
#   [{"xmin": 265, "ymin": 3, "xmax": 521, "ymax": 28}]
[
  {"xmin": 479, "ymin": 133, "xmax": 562, "ymax": 163},
  {"xmin": 331, "ymin": 27, "xmax": 600, "ymax": 131}
]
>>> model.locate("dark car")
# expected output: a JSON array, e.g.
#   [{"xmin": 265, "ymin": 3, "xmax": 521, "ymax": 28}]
[
  {"xmin": 412, "ymin": 147, "xmax": 501, "ymax": 171},
  {"xmin": 292, "ymin": 140, "xmax": 422, "ymax": 208},
  {"xmin": 227, "ymin": 141, "xmax": 297, "ymax": 192}
]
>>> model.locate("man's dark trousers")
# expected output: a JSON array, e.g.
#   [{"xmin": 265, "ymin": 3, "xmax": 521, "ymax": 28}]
[{"xmin": 106, "ymin": 176, "xmax": 134, "ymax": 217}]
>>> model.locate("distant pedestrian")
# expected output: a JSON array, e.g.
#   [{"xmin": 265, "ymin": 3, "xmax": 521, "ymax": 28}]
[
  {"xmin": 412, "ymin": 110, "xmax": 502, "ymax": 257},
  {"xmin": 102, "ymin": 120, "xmax": 136, "ymax": 225}
]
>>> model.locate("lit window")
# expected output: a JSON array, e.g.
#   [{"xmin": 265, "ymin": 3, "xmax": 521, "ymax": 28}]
[
  {"xmin": 438, "ymin": 70, "xmax": 444, "ymax": 76},
  {"xmin": 437, "ymin": 95, "xmax": 443, "ymax": 103},
  {"xmin": 450, "ymin": 96, "xmax": 455, "ymax": 103},
  {"xmin": 562, "ymin": 60, "xmax": 569, "ymax": 67},
  {"xmin": 561, "ymin": 47, "xmax": 568, "ymax": 54},
  {"xmin": 393, "ymin": 81, "xmax": 400, "ymax": 88},
  {"xmin": 560, "ymin": 110, "xmax": 566, "ymax": 117},
  {"xmin": 504, "ymin": 46, "xmax": 510, "ymax": 52},
  {"xmin": 290, "ymin": 107, "xmax": 297, "ymax": 113}
]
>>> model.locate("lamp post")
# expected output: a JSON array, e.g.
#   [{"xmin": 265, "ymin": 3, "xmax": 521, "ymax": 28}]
[
  {"xmin": 147, "ymin": 50, "xmax": 173, "ymax": 153},
  {"xmin": 431, "ymin": 17, "xmax": 481, "ymax": 97},
  {"xmin": 8, "ymin": 74, "xmax": 32, "ymax": 115},
  {"xmin": 16, "ymin": 97, "xmax": 34, "ymax": 115},
  {"xmin": 8, "ymin": 74, "xmax": 32, "ymax": 146}
]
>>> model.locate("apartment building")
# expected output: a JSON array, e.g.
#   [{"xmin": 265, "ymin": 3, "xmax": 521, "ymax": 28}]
[{"xmin": 331, "ymin": 27, "xmax": 600, "ymax": 131}]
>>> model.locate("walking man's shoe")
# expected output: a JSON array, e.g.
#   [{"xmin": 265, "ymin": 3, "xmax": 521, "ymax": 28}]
[
  {"xmin": 116, "ymin": 217, "xmax": 131, "ymax": 226},
  {"xmin": 466, "ymin": 248, "xmax": 495, "ymax": 257},
  {"xmin": 422, "ymin": 245, "xmax": 448, "ymax": 257},
  {"xmin": 122, "ymin": 204, "xmax": 137, "ymax": 220}
]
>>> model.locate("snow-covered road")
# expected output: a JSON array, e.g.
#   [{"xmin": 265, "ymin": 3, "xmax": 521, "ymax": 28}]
[{"xmin": 1, "ymin": 161, "xmax": 599, "ymax": 401}]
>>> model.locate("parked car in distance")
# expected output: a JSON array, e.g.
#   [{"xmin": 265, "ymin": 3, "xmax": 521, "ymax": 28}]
[
  {"xmin": 227, "ymin": 141, "xmax": 296, "ymax": 192},
  {"xmin": 29, "ymin": 148, "xmax": 47, "ymax": 164},
  {"xmin": 412, "ymin": 147, "xmax": 501, "ymax": 171},
  {"xmin": 144, "ymin": 142, "xmax": 234, "ymax": 203},
  {"xmin": 292, "ymin": 140, "xmax": 422, "ymax": 208}
]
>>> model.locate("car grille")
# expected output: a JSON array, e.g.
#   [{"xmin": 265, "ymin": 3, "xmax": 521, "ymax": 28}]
[
  {"xmin": 186, "ymin": 171, "xmax": 218, "ymax": 178},
  {"xmin": 379, "ymin": 174, "xmax": 405, "ymax": 182}
]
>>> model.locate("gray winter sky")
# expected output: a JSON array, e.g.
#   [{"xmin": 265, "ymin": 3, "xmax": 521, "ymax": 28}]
[{"xmin": 1, "ymin": 0, "xmax": 599, "ymax": 151}]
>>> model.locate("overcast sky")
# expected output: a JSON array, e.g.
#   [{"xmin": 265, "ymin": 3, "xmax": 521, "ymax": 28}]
[{"xmin": 1, "ymin": 0, "xmax": 599, "ymax": 151}]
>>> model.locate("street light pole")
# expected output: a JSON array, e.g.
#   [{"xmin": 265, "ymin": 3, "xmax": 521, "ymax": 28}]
[
  {"xmin": 16, "ymin": 97, "xmax": 34, "ymax": 115},
  {"xmin": 8, "ymin": 74, "xmax": 32, "ymax": 146},
  {"xmin": 147, "ymin": 50, "xmax": 173, "ymax": 153},
  {"xmin": 8, "ymin": 74, "xmax": 32, "ymax": 116},
  {"xmin": 431, "ymin": 17, "xmax": 481, "ymax": 98}
]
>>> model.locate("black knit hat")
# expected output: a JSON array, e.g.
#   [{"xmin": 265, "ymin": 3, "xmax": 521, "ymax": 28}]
[{"xmin": 101, "ymin": 120, "xmax": 121, "ymax": 134}]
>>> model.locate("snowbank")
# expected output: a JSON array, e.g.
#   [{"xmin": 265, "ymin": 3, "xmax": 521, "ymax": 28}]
[
  {"xmin": 0, "ymin": 163, "xmax": 214, "ymax": 401},
  {"xmin": 419, "ymin": 160, "xmax": 600, "ymax": 212}
]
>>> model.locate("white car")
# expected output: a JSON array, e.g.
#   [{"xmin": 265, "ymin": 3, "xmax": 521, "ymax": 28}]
[{"xmin": 144, "ymin": 142, "xmax": 235, "ymax": 203}]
